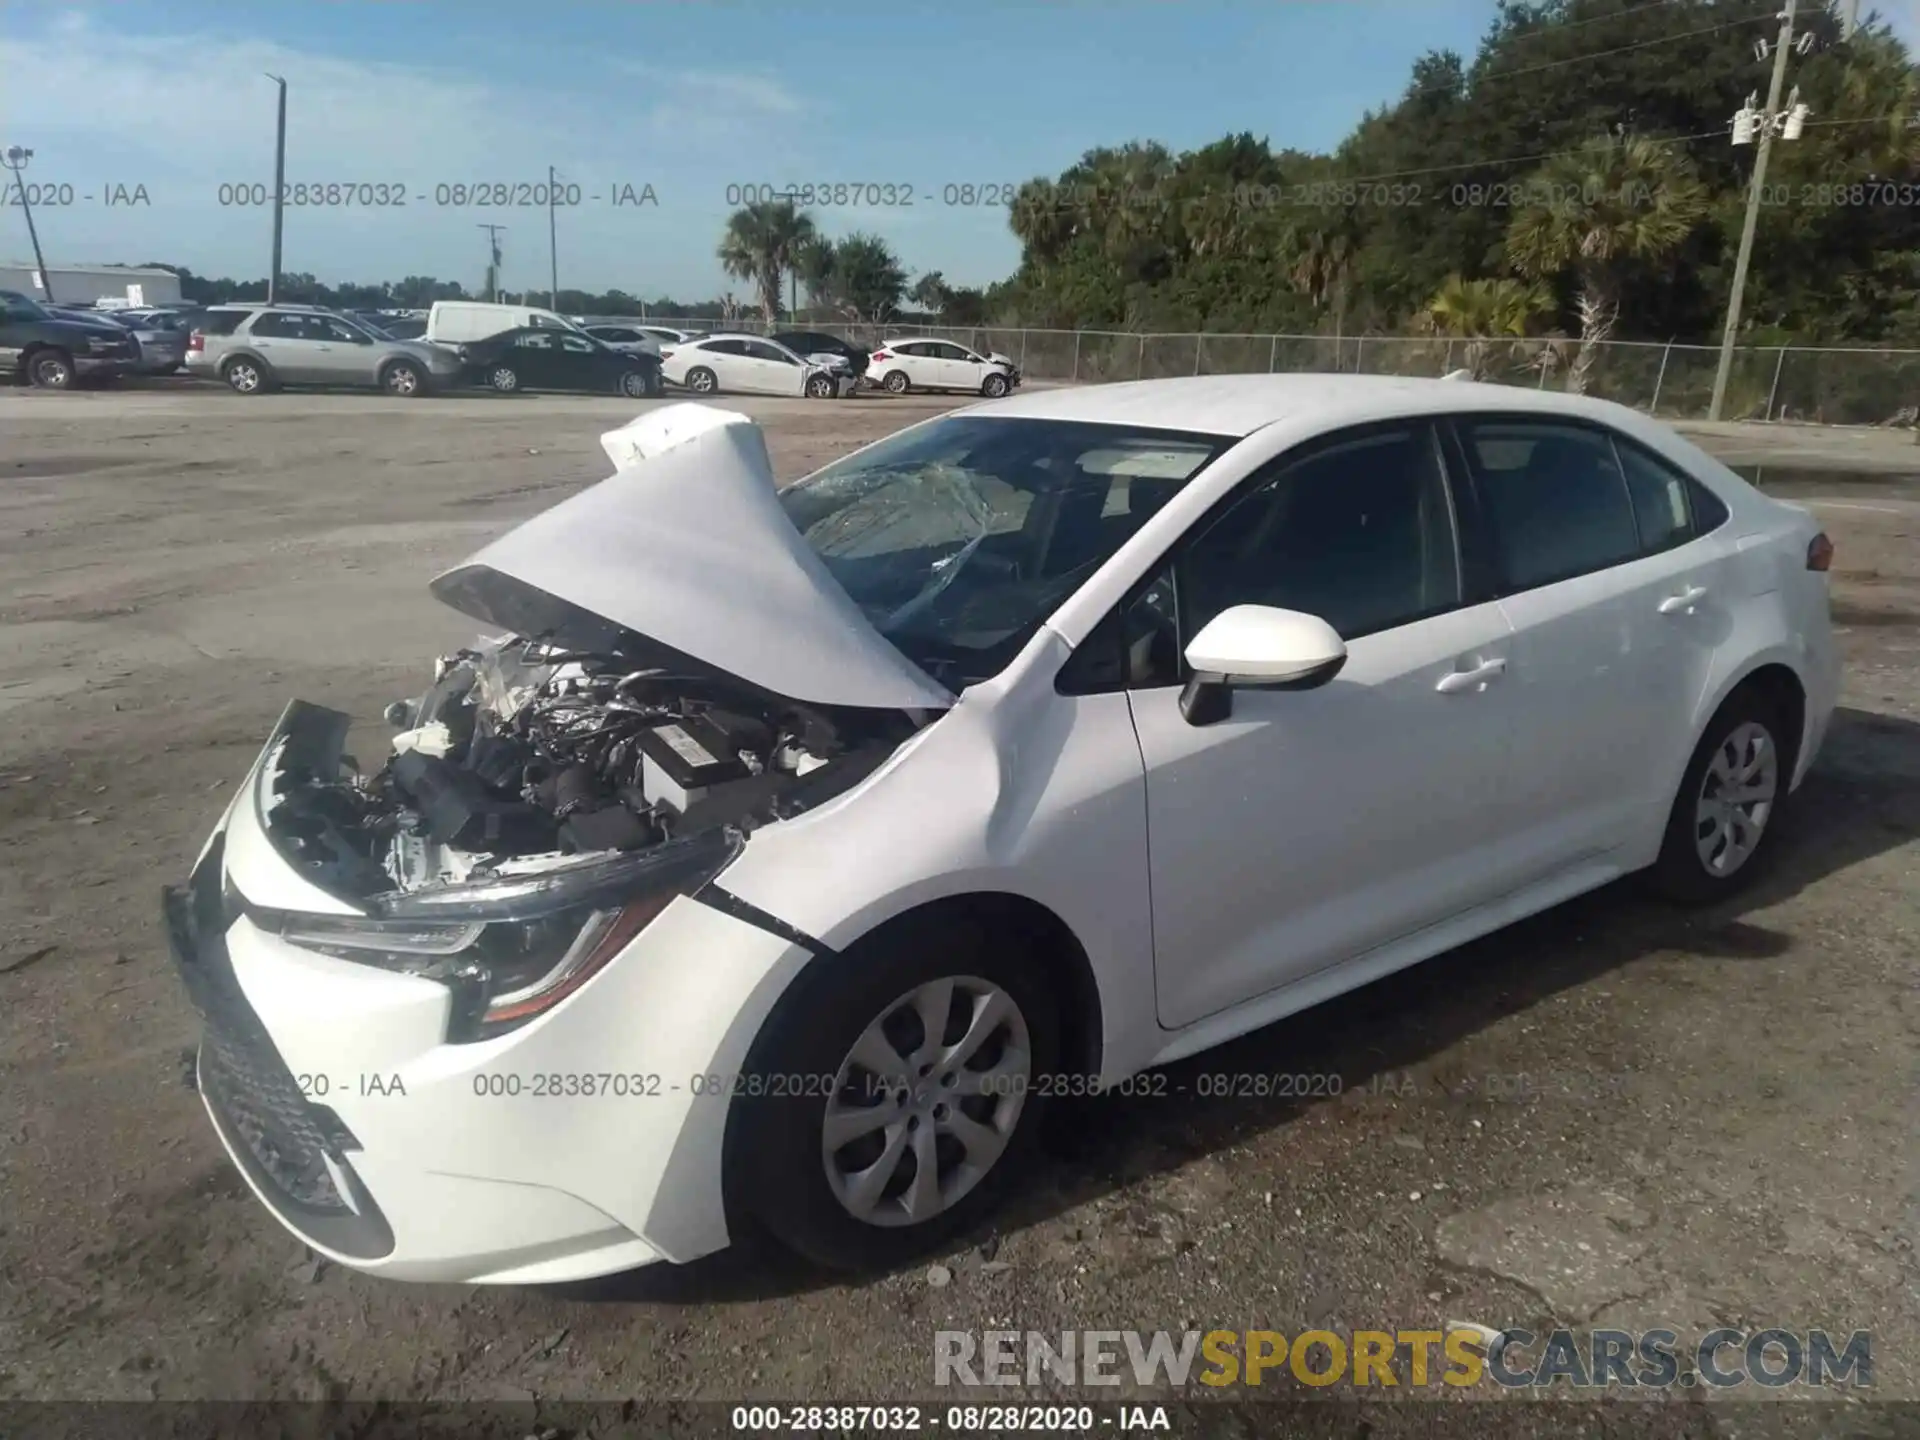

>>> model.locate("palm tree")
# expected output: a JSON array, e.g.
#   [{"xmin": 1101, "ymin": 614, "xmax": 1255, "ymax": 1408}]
[
  {"xmin": 1286, "ymin": 209, "xmax": 1362, "ymax": 351},
  {"xmin": 1504, "ymin": 135, "xmax": 1707, "ymax": 394},
  {"xmin": 1419, "ymin": 274, "xmax": 1552, "ymax": 379},
  {"xmin": 716, "ymin": 200, "xmax": 817, "ymax": 324}
]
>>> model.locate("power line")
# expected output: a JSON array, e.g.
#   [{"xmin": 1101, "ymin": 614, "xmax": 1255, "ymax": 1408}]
[{"xmin": 1500, "ymin": 0, "xmax": 1762, "ymax": 44}]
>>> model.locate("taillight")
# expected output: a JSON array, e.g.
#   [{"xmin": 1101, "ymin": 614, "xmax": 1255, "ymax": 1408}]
[
  {"xmin": 187, "ymin": 330, "xmax": 204, "ymax": 352},
  {"xmin": 1807, "ymin": 532, "xmax": 1833, "ymax": 572},
  {"xmin": 872, "ymin": 350, "xmax": 892, "ymax": 361}
]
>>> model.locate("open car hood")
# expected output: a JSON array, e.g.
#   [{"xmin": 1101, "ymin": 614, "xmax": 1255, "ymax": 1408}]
[{"xmin": 429, "ymin": 404, "xmax": 955, "ymax": 712}]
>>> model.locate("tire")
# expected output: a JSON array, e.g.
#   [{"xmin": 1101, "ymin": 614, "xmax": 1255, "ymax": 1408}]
[
  {"xmin": 380, "ymin": 359, "xmax": 426, "ymax": 397},
  {"xmin": 28, "ymin": 348, "xmax": 75, "ymax": 390},
  {"xmin": 222, "ymin": 356, "xmax": 268, "ymax": 395},
  {"xmin": 620, "ymin": 370, "xmax": 651, "ymax": 399},
  {"xmin": 981, "ymin": 373, "xmax": 1011, "ymax": 399},
  {"xmin": 1646, "ymin": 687, "xmax": 1791, "ymax": 904},
  {"xmin": 730, "ymin": 915, "xmax": 1062, "ymax": 1271},
  {"xmin": 685, "ymin": 366, "xmax": 718, "ymax": 395},
  {"xmin": 882, "ymin": 369, "xmax": 910, "ymax": 395},
  {"xmin": 487, "ymin": 365, "xmax": 520, "ymax": 393},
  {"xmin": 805, "ymin": 372, "xmax": 837, "ymax": 399}
]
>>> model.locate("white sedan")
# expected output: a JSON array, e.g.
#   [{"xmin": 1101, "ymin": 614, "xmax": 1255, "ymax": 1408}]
[
  {"xmin": 660, "ymin": 332, "xmax": 853, "ymax": 398},
  {"xmin": 165, "ymin": 377, "xmax": 1838, "ymax": 1283},
  {"xmin": 868, "ymin": 337, "xmax": 1018, "ymax": 396}
]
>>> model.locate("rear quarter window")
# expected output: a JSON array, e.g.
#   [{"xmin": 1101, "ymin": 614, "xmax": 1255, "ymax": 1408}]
[{"xmin": 203, "ymin": 311, "xmax": 250, "ymax": 336}]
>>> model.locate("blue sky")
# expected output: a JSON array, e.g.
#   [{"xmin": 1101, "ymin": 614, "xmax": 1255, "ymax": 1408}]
[{"xmin": 3, "ymin": 1, "xmax": 1912, "ymax": 300}]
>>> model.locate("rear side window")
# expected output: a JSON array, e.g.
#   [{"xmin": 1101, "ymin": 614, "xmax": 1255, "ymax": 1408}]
[
  {"xmin": 1460, "ymin": 420, "xmax": 1640, "ymax": 592},
  {"xmin": 202, "ymin": 310, "xmax": 248, "ymax": 336},
  {"xmin": 248, "ymin": 312, "xmax": 320, "ymax": 339}
]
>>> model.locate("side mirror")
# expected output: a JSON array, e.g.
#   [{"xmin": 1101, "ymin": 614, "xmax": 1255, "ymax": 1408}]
[{"xmin": 1178, "ymin": 605, "xmax": 1347, "ymax": 726}]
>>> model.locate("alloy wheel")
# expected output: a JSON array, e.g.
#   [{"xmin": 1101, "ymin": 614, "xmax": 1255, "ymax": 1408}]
[
  {"xmin": 1694, "ymin": 721, "xmax": 1778, "ymax": 877},
  {"xmin": 821, "ymin": 977, "xmax": 1030, "ymax": 1228}
]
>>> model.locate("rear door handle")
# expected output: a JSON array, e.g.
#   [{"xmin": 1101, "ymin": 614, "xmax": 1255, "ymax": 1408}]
[
  {"xmin": 1436, "ymin": 657, "xmax": 1506, "ymax": 694},
  {"xmin": 1658, "ymin": 585, "xmax": 1709, "ymax": 615}
]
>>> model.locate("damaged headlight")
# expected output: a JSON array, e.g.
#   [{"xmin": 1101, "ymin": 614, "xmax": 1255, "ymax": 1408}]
[{"xmin": 271, "ymin": 829, "xmax": 741, "ymax": 1040}]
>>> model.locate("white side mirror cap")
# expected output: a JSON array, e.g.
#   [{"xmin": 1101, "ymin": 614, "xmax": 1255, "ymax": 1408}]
[{"xmin": 1184, "ymin": 605, "xmax": 1347, "ymax": 685}]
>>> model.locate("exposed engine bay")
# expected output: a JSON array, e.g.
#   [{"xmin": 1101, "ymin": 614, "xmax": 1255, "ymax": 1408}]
[{"xmin": 266, "ymin": 633, "xmax": 914, "ymax": 901}]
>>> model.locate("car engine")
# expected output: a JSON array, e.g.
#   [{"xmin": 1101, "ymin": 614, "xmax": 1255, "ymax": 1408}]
[{"xmin": 267, "ymin": 634, "xmax": 909, "ymax": 899}]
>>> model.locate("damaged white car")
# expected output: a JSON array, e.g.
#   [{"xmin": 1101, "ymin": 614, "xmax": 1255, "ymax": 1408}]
[{"xmin": 167, "ymin": 378, "xmax": 1838, "ymax": 1283}]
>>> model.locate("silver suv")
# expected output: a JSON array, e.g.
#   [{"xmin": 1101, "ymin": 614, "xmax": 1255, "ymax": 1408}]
[{"xmin": 185, "ymin": 304, "xmax": 462, "ymax": 396}]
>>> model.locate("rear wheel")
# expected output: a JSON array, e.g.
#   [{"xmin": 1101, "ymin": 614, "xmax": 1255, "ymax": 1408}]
[
  {"xmin": 686, "ymin": 366, "xmax": 718, "ymax": 395},
  {"xmin": 882, "ymin": 369, "xmax": 910, "ymax": 395},
  {"xmin": 731, "ymin": 918, "xmax": 1060, "ymax": 1271},
  {"xmin": 222, "ymin": 356, "xmax": 268, "ymax": 394},
  {"xmin": 620, "ymin": 370, "xmax": 652, "ymax": 399},
  {"xmin": 1647, "ymin": 688, "xmax": 1790, "ymax": 903},
  {"xmin": 487, "ymin": 364, "xmax": 520, "ymax": 393}
]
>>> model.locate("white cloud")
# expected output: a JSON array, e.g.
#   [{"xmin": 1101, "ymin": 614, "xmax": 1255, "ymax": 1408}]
[{"xmin": 0, "ymin": 12, "xmax": 821, "ymax": 292}]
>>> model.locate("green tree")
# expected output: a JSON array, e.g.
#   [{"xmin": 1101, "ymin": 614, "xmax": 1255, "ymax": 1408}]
[
  {"xmin": 813, "ymin": 233, "xmax": 908, "ymax": 327},
  {"xmin": 717, "ymin": 200, "xmax": 817, "ymax": 324},
  {"xmin": 909, "ymin": 270, "xmax": 951, "ymax": 315},
  {"xmin": 1419, "ymin": 273, "xmax": 1552, "ymax": 377},
  {"xmin": 1504, "ymin": 134, "xmax": 1707, "ymax": 392}
]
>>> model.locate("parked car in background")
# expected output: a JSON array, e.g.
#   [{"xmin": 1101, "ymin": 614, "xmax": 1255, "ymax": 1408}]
[
  {"xmin": 185, "ymin": 304, "xmax": 463, "ymax": 396},
  {"xmin": 660, "ymin": 333, "xmax": 854, "ymax": 398},
  {"xmin": 633, "ymin": 325, "xmax": 707, "ymax": 351},
  {"xmin": 459, "ymin": 326, "xmax": 663, "ymax": 397},
  {"xmin": 375, "ymin": 316, "xmax": 428, "ymax": 341},
  {"xmin": 769, "ymin": 330, "xmax": 870, "ymax": 381},
  {"xmin": 0, "ymin": 289, "xmax": 141, "ymax": 387},
  {"xmin": 426, "ymin": 301, "xmax": 583, "ymax": 346},
  {"xmin": 869, "ymin": 338, "xmax": 1019, "ymax": 397},
  {"xmin": 582, "ymin": 324, "xmax": 664, "ymax": 359},
  {"xmin": 55, "ymin": 306, "xmax": 189, "ymax": 375}
]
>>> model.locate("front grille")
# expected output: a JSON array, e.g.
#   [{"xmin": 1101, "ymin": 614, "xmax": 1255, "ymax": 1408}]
[{"xmin": 166, "ymin": 848, "xmax": 350, "ymax": 1213}]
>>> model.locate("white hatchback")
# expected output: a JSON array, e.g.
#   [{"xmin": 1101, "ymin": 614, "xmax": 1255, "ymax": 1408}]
[
  {"xmin": 660, "ymin": 332, "xmax": 852, "ymax": 399},
  {"xmin": 166, "ymin": 377, "xmax": 1838, "ymax": 1284},
  {"xmin": 869, "ymin": 338, "xmax": 1018, "ymax": 396}
]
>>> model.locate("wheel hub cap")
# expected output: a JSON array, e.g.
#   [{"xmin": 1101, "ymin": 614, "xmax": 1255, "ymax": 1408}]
[
  {"xmin": 821, "ymin": 976, "xmax": 1030, "ymax": 1228},
  {"xmin": 1694, "ymin": 720, "xmax": 1778, "ymax": 877}
]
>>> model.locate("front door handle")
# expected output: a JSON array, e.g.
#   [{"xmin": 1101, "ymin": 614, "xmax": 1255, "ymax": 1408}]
[
  {"xmin": 1658, "ymin": 585, "xmax": 1709, "ymax": 615},
  {"xmin": 1436, "ymin": 657, "xmax": 1507, "ymax": 694}
]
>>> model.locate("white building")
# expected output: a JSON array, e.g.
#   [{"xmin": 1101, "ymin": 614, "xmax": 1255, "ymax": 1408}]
[{"xmin": 0, "ymin": 262, "xmax": 184, "ymax": 307}]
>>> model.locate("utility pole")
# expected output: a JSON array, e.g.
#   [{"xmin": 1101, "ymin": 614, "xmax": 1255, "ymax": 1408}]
[
  {"xmin": 265, "ymin": 75, "xmax": 287, "ymax": 303},
  {"xmin": 547, "ymin": 164, "xmax": 560, "ymax": 310},
  {"xmin": 1708, "ymin": 0, "xmax": 1800, "ymax": 421},
  {"xmin": 1, "ymin": 146, "xmax": 54, "ymax": 302},
  {"xmin": 477, "ymin": 223, "xmax": 505, "ymax": 302}
]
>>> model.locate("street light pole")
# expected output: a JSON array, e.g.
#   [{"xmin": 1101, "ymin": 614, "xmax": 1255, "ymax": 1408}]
[
  {"xmin": 1708, "ymin": 0, "xmax": 1797, "ymax": 421},
  {"xmin": 1, "ymin": 146, "xmax": 54, "ymax": 303},
  {"xmin": 547, "ymin": 165, "xmax": 560, "ymax": 310},
  {"xmin": 477, "ymin": 223, "xmax": 505, "ymax": 302},
  {"xmin": 265, "ymin": 75, "xmax": 287, "ymax": 303}
]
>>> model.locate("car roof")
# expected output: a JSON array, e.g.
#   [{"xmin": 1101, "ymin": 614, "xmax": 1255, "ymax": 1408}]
[{"xmin": 965, "ymin": 372, "xmax": 1653, "ymax": 438}]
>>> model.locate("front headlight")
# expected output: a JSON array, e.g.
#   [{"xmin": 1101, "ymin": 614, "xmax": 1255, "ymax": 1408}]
[{"xmin": 270, "ymin": 829, "xmax": 741, "ymax": 1040}]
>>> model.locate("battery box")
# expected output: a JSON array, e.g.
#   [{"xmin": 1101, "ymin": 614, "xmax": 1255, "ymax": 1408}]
[{"xmin": 635, "ymin": 714, "xmax": 753, "ymax": 812}]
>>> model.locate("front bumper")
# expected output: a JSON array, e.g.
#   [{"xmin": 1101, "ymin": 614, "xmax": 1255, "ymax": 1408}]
[{"xmin": 164, "ymin": 702, "xmax": 814, "ymax": 1283}]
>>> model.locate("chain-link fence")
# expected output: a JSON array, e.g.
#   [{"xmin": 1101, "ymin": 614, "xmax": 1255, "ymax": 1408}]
[{"xmin": 650, "ymin": 316, "xmax": 1920, "ymax": 426}]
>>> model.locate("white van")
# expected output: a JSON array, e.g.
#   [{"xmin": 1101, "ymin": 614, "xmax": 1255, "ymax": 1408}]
[{"xmin": 425, "ymin": 302, "xmax": 584, "ymax": 346}]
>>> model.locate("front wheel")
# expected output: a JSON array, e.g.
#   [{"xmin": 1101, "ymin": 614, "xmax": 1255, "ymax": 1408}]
[
  {"xmin": 487, "ymin": 364, "xmax": 520, "ymax": 393},
  {"xmin": 1646, "ymin": 688, "xmax": 1790, "ymax": 903},
  {"xmin": 730, "ymin": 918, "xmax": 1060, "ymax": 1271},
  {"xmin": 981, "ymin": 373, "xmax": 1011, "ymax": 398},
  {"xmin": 805, "ymin": 372, "xmax": 837, "ymax": 399},
  {"xmin": 28, "ymin": 349, "xmax": 76, "ymax": 389},
  {"xmin": 381, "ymin": 359, "xmax": 426, "ymax": 397}
]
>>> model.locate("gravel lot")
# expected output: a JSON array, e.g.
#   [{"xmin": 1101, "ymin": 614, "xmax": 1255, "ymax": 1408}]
[{"xmin": 1, "ymin": 384, "xmax": 1914, "ymax": 1425}]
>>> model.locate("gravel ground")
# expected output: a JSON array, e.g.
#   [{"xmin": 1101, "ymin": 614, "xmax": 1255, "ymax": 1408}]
[{"xmin": 0, "ymin": 384, "xmax": 1913, "ymax": 1428}]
